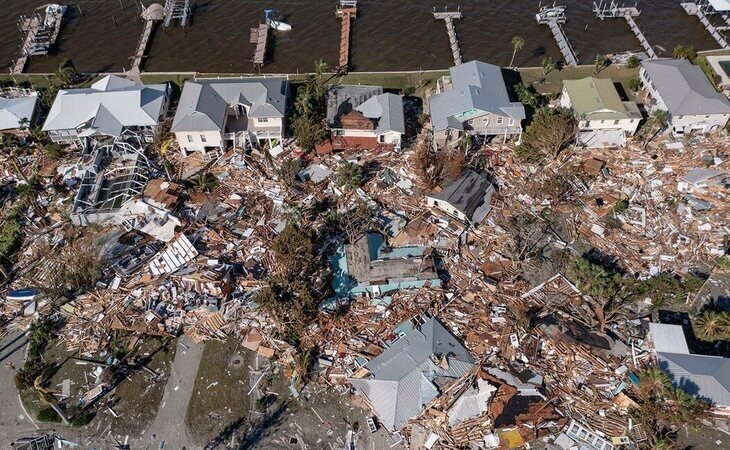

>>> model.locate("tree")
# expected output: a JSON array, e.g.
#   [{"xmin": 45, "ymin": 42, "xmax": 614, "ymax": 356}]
[
  {"xmin": 566, "ymin": 258, "xmax": 624, "ymax": 331},
  {"xmin": 593, "ymin": 54, "xmax": 609, "ymax": 74},
  {"xmin": 515, "ymin": 107, "xmax": 577, "ymax": 162},
  {"xmin": 514, "ymin": 82, "xmax": 545, "ymax": 109},
  {"xmin": 55, "ymin": 58, "xmax": 78, "ymax": 86},
  {"xmin": 673, "ymin": 44, "xmax": 697, "ymax": 61},
  {"xmin": 693, "ymin": 311, "xmax": 730, "ymax": 341},
  {"xmin": 276, "ymin": 157, "xmax": 304, "ymax": 190},
  {"xmin": 411, "ymin": 134, "xmax": 441, "ymax": 189},
  {"xmin": 629, "ymin": 77, "xmax": 641, "ymax": 92},
  {"xmin": 626, "ymin": 55, "xmax": 640, "ymax": 69},
  {"xmin": 335, "ymin": 162, "xmax": 362, "ymax": 191},
  {"xmin": 541, "ymin": 56, "xmax": 557, "ymax": 76},
  {"xmin": 339, "ymin": 199, "xmax": 374, "ymax": 243},
  {"xmin": 292, "ymin": 61, "xmax": 330, "ymax": 152},
  {"xmin": 189, "ymin": 172, "xmax": 219, "ymax": 192},
  {"xmin": 443, "ymin": 147, "xmax": 466, "ymax": 182},
  {"xmin": 509, "ymin": 36, "xmax": 525, "ymax": 68}
]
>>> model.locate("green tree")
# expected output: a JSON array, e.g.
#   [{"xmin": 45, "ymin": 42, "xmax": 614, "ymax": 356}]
[
  {"xmin": 541, "ymin": 56, "xmax": 557, "ymax": 76},
  {"xmin": 626, "ymin": 55, "xmax": 640, "ymax": 69},
  {"xmin": 514, "ymin": 82, "xmax": 545, "ymax": 109},
  {"xmin": 629, "ymin": 77, "xmax": 641, "ymax": 92},
  {"xmin": 292, "ymin": 61, "xmax": 330, "ymax": 152},
  {"xmin": 673, "ymin": 44, "xmax": 697, "ymax": 61},
  {"xmin": 593, "ymin": 54, "xmax": 609, "ymax": 74},
  {"xmin": 189, "ymin": 172, "xmax": 219, "ymax": 192},
  {"xmin": 55, "ymin": 58, "xmax": 78, "ymax": 87},
  {"xmin": 693, "ymin": 311, "xmax": 730, "ymax": 341},
  {"xmin": 335, "ymin": 162, "xmax": 362, "ymax": 191},
  {"xmin": 276, "ymin": 157, "xmax": 304, "ymax": 190},
  {"xmin": 515, "ymin": 107, "xmax": 577, "ymax": 162},
  {"xmin": 509, "ymin": 36, "xmax": 525, "ymax": 68}
]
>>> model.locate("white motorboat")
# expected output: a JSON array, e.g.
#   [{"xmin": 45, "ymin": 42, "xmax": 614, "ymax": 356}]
[{"xmin": 264, "ymin": 9, "xmax": 291, "ymax": 31}]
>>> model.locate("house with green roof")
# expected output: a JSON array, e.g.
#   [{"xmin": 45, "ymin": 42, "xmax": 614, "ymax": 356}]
[{"xmin": 560, "ymin": 77, "xmax": 642, "ymax": 148}]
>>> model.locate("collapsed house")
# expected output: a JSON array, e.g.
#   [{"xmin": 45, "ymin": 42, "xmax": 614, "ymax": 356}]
[{"xmin": 349, "ymin": 316, "xmax": 475, "ymax": 432}]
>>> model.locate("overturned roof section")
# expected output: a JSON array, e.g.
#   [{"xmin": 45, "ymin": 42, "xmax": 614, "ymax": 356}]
[
  {"xmin": 429, "ymin": 60, "xmax": 526, "ymax": 131},
  {"xmin": 430, "ymin": 170, "xmax": 494, "ymax": 222},
  {"xmin": 43, "ymin": 75, "xmax": 167, "ymax": 135},
  {"xmin": 356, "ymin": 93, "xmax": 405, "ymax": 135},
  {"xmin": 349, "ymin": 316, "xmax": 475, "ymax": 431},
  {"xmin": 642, "ymin": 59, "xmax": 730, "ymax": 116},
  {"xmin": 0, "ymin": 92, "xmax": 37, "ymax": 130},
  {"xmin": 172, "ymin": 78, "xmax": 288, "ymax": 132},
  {"xmin": 327, "ymin": 84, "xmax": 383, "ymax": 124},
  {"xmin": 563, "ymin": 77, "xmax": 633, "ymax": 121},
  {"xmin": 650, "ymin": 323, "xmax": 730, "ymax": 407}
]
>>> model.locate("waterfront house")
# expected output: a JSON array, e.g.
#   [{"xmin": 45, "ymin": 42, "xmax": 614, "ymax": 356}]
[
  {"xmin": 329, "ymin": 232, "xmax": 441, "ymax": 299},
  {"xmin": 171, "ymin": 78, "xmax": 289, "ymax": 156},
  {"xmin": 0, "ymin": 88, "xmax": 39, "ymax": 134},
  {"xmin": 560, "ymin": 77, "xmax": 642, "ymax": 148},
  {"xmin": 640, "ymin": 59, "xmax": 730, "ymax": 137},
  {"xmin": 426, "ymin": 170, "xmax": 495, "ymax": 224},
  {"xmin": 649, "ymin": 323, "xmax": 730, "ymax": 416},
  {"xmin": 428, "ymin": 60, "xmax": 525, "ymax": 149},
  {"xmin": 349, "ymin": 315, "xmax": 475, "ymax": 431},
  {"xmin": 43, "ymin": 75, "xmax": 170, "ymax": 144},
  {"xmin": 318, "ymin": 85, "xmax": 405, "ymax": 153}
]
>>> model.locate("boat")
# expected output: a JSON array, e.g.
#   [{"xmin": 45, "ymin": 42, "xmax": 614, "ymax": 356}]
[
  {"xmin": 43, "ymin": 4, "xmax": 67, "ymax": 28},
  {"xmin": 264, "ymin": 9, "xmax": 291, "ymax": 31}
]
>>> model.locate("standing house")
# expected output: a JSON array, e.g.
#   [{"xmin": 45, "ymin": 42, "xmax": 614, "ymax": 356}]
[
  {"xmin": 640, "ymin": 59, "xmax": 730, "ymax": 137},
  {"xmin": 426, "ymin": 170, "xmax": 495, "ymax": 224},
  {"xmin": 171, "ymin": 78, "xmax": 289, "ymax": 155},
  {"xmin": 428, "ymin": 60, "xmax": 525, "ymax": 148},
  {"xmin": 0, "ymin": 88, "xmax": 40, "ymax": 134},
  {"xmin": 323, "ymin": 85, "xmax": 405, "ymax": 152},
  {"xmin": 560, "ymin": 77, "xmax": 642, "ymax": 148},
  {"xmin": 42, "ymin": 75, "xmax": 170, "ymax": 144}
]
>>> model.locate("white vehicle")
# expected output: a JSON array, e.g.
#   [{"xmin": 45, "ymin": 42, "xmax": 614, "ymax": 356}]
[{"xmin": 264, "ymin": 9, "xmax": 292, "ymax": 31}]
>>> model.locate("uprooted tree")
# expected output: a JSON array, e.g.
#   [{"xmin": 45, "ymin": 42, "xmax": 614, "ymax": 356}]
[
  {"xmin": 292, "ymin": 60, "xmax": 330, "ymax": 152},
  {"xmin": 515, "ymin": 107, "xmax": 577, "ymax": 163}
]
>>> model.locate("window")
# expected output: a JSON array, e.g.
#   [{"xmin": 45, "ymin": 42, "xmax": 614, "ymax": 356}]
[
  {"xmin": 483, "ymin": 117, "xmax": 489, "ymax": 123},
  {"xmin": 200, "ymin": 134, "xmax": 207, "ymax": 143},
  {"xmin": 585, "ymin": 121, "xmax": 591, "ymax": 127},
  {"xmin": 378, "ymin": 135, "xmax": 385, "ymax": 143},
  {"xmin": 467, "ymin": 118, "xmax": 474, "ymax": 125},
  {"xmin": 614, "ymin": 120, "xmax": 619, "ymax": 125},
  {"xmin": 497, "ymin": 117, "xmax": 503, "ymax": 124},
  {"xmin": 187, "ymin": 134, "xmax": 193, "ymax": 143},
  {"xmin": 259, "ymin": 117, "xmax": 269, "ymax": 123},
  {"xmin": 508, "ymin": 118, "xmax": 515, "ymax": 126},
  {"xmin": 705, "ymin": 115, "xmax": 710, "ymax": 118},
  {"xmin": 678, "ymin": 115, "xmax": 684, "ymax": 120}
]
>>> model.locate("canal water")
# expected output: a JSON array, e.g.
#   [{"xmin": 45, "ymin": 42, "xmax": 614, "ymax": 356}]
[{"xmin": 0, "ymin": 0, "xmax": 719, "ymax": 74}]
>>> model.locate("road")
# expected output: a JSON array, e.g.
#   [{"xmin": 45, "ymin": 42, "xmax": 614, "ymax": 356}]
[
  {"xmin": 0, "ymin": 329, "xmax": 38, "ymax": 444},
  {"xmin": 131, "ymin": 335, "xmax": 204, "ymax": 449}
]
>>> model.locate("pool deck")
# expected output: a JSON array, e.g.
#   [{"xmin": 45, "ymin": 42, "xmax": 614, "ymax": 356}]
[{"xmin": 706, "ymin": 55, "xmax": 730, "ymax": 92}]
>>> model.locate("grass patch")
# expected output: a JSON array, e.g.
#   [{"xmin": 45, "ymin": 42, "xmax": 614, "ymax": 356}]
[
  {"xmin": 185, "ymin": 338, "xmax": 250, "ymax": 443},
  {"xmin": 517, "ymin": 65, "xmax": 640, "ymax": 97}
]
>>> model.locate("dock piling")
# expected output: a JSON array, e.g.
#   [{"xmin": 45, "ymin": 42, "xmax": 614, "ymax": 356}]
[
  {"xmin": 593, "ymin": 1, "xmax": 656, "ymax": 58},
  {"xmin": 681, "ymin": 2, "xmax": 729, "ymax": 49}
]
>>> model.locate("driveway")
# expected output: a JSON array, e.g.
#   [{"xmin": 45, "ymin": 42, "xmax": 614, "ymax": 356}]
[
  {"xmin": 131, "ymin": 335, "xmax": 204, "ymax": 449},
  {"xmin": 0, "ymin": 329, "xmax": 37, "ymax": 444}
]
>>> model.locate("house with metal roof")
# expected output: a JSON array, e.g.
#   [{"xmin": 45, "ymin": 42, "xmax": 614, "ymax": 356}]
[
  {"xmin": 640, "ymin": 59, "xmax": 730, "ymax": 137},
  {"xmin": 428, "ymin": 60, "xmax": 525, "ymax": 149},
  {"xmin": 560, "ymin": 77, "xmax": 642, "ymax": 148},
  {"xmin": 42, "ymin": 75, "xmax": 170, "ymax": 145},
  {"xmin": 171, "ymin": 77, "xmax": 289, "ymax": 155},
  {"xmin": 320, "ymin": 85, "xmax": 405, "ymax": 153},
  {"xmin": 426, "ymin": 170, "xmax": 495, "ymax": 224},
  {"xmin": 649, "ymin": 323, "xmax": 730, "ymax": 412},
  {"xmin": 0, "ymin": 88, "xmax": 39, "ymax": 133},
  {"xmin": 349, "ymin": 316, "xmax": 475, "ymax": 431}
]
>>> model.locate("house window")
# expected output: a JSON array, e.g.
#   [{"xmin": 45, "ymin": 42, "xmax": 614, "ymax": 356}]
[
  {"xmin": 378, "ymin": 135, "xmax": 385, "ymax": 143},
  {"xmin": 497, "ymin": 117, "xmax": 503, "ymax": 124},
  {"xmin": 585, "ymin": 121, "xmax": 591, "ymax": 127},
  {"xmin": 508, "ymin": 118, "xmax": 515, "ymax": 126},
  {"xmin": 259, "ymin": 117, "xmax": 269, "ymax": 123},
  {"xmin": 600, "ymin": 120, "xmax": 605, "ymax": 124},
  {"xmin": 705, "ymin": 115, "xmax": 710, "ymax": 118},
  {"xmin": 483, "ymin": 117, "xmax": 489, "ymax": 123},
  {"xmin": 678, "ymin": 115, "xmax": 684, "ymax": 120},
  {"xmin": 200, "ymin": 134, "xmax": 207, "ymax": 143},
  {"xmin": 187, "ymin": 134, "xmax": 193, "ymax": 143},
  {"xmin": 614, "ymin": 120, "xmax": 619, "ymax": 125}
]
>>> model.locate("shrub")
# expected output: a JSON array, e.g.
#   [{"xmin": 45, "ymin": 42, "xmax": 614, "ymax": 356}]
[
  {"xmin": 626, "ymin": 55, "xmax": 640, "ymax": 69},
  {"xmin": 37, "ymin": 407, "xmax": 61, "ymax": 423},
  {"xmin": 629, "ymin": 77, "xmax": 641, "ymax": 92}
]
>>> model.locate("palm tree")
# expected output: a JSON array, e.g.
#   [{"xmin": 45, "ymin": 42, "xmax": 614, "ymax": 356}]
[
  {"xmin": 189, "ymin": 172, "xmax": 218, "ymax": 192},
  {"xmin": 642, "ymin": 109, "xmax": 669, "ymax": 148},
  {"xmin": 55, "ymin": 58, "xmax": 78, "ymax": 87},
  {"xmin": 694, "ymin": 312, "xmax": 729, "ymax": 341},
  {"xmin": 638, "ymin": 367, "xmax": 671, "ymax": 396},
  {"xmin": 593, "ymin": 54, "xmax": 608, "ymax": 74},
  {"xmin": 541, "ymin": 56, "xmax": 556, "ymax": 77},
  {"xmin": 509, "ymin": 36, "xmax": 525, "ymax": 68}
]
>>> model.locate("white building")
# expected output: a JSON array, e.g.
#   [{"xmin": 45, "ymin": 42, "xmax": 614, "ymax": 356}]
[
  {"xmin": 42, "ymin": 75, "xmax": 170, "ymax": 144},
  {"xmin": 171, "ymin": 78, "xmax": 289, "ymax": 155},
  {"xmin": 560, "ymin": 77, "xmax": 642, "ymax": 148},
  {"xmin": 426, "ymin": 170, "xmax": 495, "ymax": 224},
  {"xmin": 0, "ymin": 88, "xmax": 40, "ymax": 134},
  {"xmin": 640, "ymin": 59, "xmax": 730, "ymax": 137}
]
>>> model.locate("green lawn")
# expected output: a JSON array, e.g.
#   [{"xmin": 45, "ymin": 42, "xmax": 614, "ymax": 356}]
[{"xmin": 517, "ymin": 65, "xmax": 640, "ymax": 96}]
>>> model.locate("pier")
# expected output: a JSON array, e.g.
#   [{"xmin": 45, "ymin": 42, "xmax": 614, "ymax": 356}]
[
  {"xmin": 11, "ymin": 4, "xmax": 66, "ymax": 75},
  {"xmin": 681, "ymin": 2, "xmax": 729, "ymax": 49},
  {"xmin": 129, "ymin": 4, "xmax": 165, "ymax": 75},
  {"xmin": 593, "ymin": 1, "xmax": 656, "ymax": 59},
  {"xmin": 163, "ymin": 0, "xmax": 192, "ymax": 28},
  {"xmin": 432, "ymin": 8, "xmax": 463, "ymax": 66},
  {"xmin": 336, "ymin": 1, "xmax": 357, "ymax": 73},
  {"xmin": 250, "ymin": 23, "xmax": 269, "ymax": 69},
  {"xmin": 535, "ymin": 5, "xmax": 579, "ymax": 67}
]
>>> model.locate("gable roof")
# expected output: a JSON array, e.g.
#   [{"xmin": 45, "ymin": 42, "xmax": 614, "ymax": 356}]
[
  {"xmin": 171, "ymin": 78, "xmax": 288, "ymax": 132},
  {"xmin": 563, "ymin": 77, "xmax": 630, "ymax": 120},
  {"xmin": 430, "ymin": 170, "xmax": 494, "ymax": 221},
  {"xmin": 349, "ymin": 317, "xmax": 475, "ymax": 431},
  {"xmin": 642, "ymin": 59, "xmax": 730, "ymax": 116},
  {"xmin": 42, "ymin": 75, "xmax": 167, "ymax": 135},
  {"xmin": 0, "ymin": 93, "xmax": 37, "ymax": 130},
  {"xmin": 429, "ymin": 60, "xmax": 526, "ymax": 131},
  {"xmin": 356, "ymin": 92, "xmax": 405, "ymax": 135}
]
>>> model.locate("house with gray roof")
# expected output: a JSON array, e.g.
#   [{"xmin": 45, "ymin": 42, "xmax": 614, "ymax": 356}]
[
  {"xmin": 42, "ymin": 75, "xmax": 170, "ymax": 144},
  {"xmin": 426, "ymin": 170, "xmax": 495, "ymax": 224},
  {"xmin": 428, "ymin": 60, "xmax": 525, "ymax": 149},
  {"xmin": 640, "ymin": 59, "xmax": 730, "ymax": 137},
  {"xmin": 349, "ymin": 316, "xmax": 475, "ymax": 431},
  {"xmin": 322, "ymin": 85, "xmax": 405, "ymax": 152},
  {"xmin": 171, "ymin": 77, "xmax": 289, "ymax": 155},
  {"xmin": 649, "ymin": 323, "xmax": 730, "ymax": 412},
  {"xmin": 0, "ymin": 88, "xmax": 39, "ymax": 133}
]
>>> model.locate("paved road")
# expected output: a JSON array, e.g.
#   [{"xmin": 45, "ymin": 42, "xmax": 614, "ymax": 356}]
[
  {"xmin": 0, "ymin": 329, "xmax": 38, "ymax": 444},
  {"xmin": 131, "ymin": 335, "xmax": 204, "ymax": 449}
]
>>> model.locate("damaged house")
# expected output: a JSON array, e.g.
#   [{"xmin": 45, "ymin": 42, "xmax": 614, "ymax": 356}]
[
  {"xmin": 329, "ymin": 232, "xmax": 441, "ymax": 299},
  {"xmin": 0, "ymin": 87, "xmax": 40, "ymax": 134},
  {"xmin": 426, "ymin": 170, "xmax": 495, "ymax": 224},
  {"xmin": 42, "ymin": 75, "xmax": 170, "ymax": 144},
  {"xmin": 318, "ymin": 85, "xmax": 405, "ymax": 153},
  {"xmin": 171, "ymin": 77, "xmax": 290, "ymax": 155},
  {"xmin": 349, "ymin": 316, "xmax": 475, "ymax": 431}
]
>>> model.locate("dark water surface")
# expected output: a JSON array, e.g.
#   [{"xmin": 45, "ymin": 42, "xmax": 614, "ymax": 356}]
[{"xmin": 0, "ymin": 0, "xmax": 719, "ymax": 73}]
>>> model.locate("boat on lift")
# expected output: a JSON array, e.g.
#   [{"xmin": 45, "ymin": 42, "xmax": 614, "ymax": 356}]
[{"xmin": 264, "ymin": 9, "xmax": 291, "ymax": 31}]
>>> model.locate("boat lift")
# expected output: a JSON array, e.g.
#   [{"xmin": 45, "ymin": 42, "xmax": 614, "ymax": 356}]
[
  {"xmin": 535, "ymin": 4, "xmax": 579, "ymax": 67},
  {"xmin": 593, "ymin": 1, "xmax": 656, "ymax": 59}
]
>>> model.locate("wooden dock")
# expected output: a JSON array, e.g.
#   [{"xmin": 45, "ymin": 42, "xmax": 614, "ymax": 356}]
[
  {"xmin": 681, "ymin": 2, "xmax": 729, "ymax": 48},
  {"xmin": 336, "ymin": 0, "xmax": 357, "ymax": 73},
  {"xmin": 163, "ymin": 0, "xmax": 191, "ymax": 28},
  {"xmin": 535, "ymin": 5, "xmax": 579, "ymax": 67},
  {"xmin": 11, "ymin": 4, "xmax": 66, "ymax": 75},
  {"xmin": 130, "ymin": 5, "xmax": 165, "ymax": 73},
  {"xmin": 433, "ymin": 9, "xmax": 463, "ymax": 66},
  {"xmin": 250, "ymin": 24, "xmax": 269, "ymax": 67},
  {"xmin": 593, "ymin": 1, "xmax": 656, "ymax": 59}
]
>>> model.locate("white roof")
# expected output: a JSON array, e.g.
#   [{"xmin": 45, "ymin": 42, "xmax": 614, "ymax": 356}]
[
  {"xmin": 42, "ymin": 75, "xmax": 168, "ymax": 136},
  {"xmin": 0, "ymin": 93, "xmax": 37, "ymax": 130},
  {"xmin": 649, "ymin": 323, "xmax": 689, "ymax": 353},
  {"xmin": 709, "ymin": 0, "xmax": 730, "ymax": 11}
]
